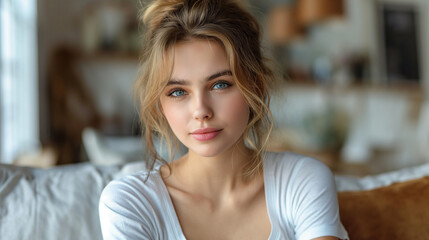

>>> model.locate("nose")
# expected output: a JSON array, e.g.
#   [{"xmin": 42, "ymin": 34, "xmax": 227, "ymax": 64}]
[{"xmin": 193, "ymin": 93, "xmax": 213, "ymax": 121}]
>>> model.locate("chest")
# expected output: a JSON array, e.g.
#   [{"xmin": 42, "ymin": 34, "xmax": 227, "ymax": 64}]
[{"xmin": 169, "ymin": 188, "xmax": 272, "ymax": 240}]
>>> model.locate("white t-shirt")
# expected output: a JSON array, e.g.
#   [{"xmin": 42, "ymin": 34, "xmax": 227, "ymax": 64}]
[{"xmin": 99, "ymin": 152, "xmax": 349, "ymax": 240}]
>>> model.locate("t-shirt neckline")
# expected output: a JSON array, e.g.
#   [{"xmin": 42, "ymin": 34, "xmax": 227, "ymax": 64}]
[{"xmin": 153, "ymin": 152, "xmax": 278, "ymax": 240}]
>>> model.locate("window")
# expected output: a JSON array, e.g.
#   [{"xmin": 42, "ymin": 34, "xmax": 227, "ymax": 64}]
[{"xmin": 0, "ymin": 0, "xmax": 38, "ymax": 163}]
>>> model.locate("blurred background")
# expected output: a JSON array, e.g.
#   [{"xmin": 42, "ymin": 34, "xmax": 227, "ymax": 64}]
[{"xmin": 1, "ymin": 0, "xmax": 428, "ymax": 176}]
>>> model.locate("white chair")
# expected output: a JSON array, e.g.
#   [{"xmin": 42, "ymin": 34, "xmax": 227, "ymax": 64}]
[
  {"xmin": 82, "ymin": 128, "xmax": 145, "ymax": 165},
  {"xmin": 82, "ymin": 128, "xmax": 187, "ymax": 165}
]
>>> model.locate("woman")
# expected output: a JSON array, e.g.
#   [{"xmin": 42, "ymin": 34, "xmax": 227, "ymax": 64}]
[{"xmin": 99, "ymin": 0, "xmax": 349, "ymax": 239}]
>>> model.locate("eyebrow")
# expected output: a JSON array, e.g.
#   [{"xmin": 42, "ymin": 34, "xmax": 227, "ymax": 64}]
[{"xmin": 167, "ymin": 70, "xmax": 232, "ymax": 86}]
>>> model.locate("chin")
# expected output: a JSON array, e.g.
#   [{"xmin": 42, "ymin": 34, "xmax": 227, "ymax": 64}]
[
  {"xmin": 188, "ymin": 141, "xmax": 240, "ymax": 158},
  {"xmin": 189, "ymin": 147, "xmax": 224, "ymax": 158},
  {"xmin": 181, "ymin": 134, "xmax": 245, "ymax": 158}
]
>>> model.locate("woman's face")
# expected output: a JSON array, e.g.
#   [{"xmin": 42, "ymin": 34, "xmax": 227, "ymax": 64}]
[{"xmin": 160, "ymin": 39, "xmax": 249, "ymax": 157}]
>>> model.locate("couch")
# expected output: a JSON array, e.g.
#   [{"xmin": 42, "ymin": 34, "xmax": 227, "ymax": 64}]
[{"xmin": 1, "ymin": 160, "xmax": 429, "ymax": 240}]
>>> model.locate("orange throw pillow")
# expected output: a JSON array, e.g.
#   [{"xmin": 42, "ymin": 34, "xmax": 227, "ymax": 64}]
[{"xmin": 338, "ymin": 176, "xmax": 429, "ymax": 240}]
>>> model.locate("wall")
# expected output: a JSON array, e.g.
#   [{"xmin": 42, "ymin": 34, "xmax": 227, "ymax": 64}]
[
  {"xmin": 38, "ymin": 0, "xmax": 90, "ymax": 142},
  {"xmin": 248, "ymin": 0, "xmax": 429, "ymax": 93},
  {"xmin": 37, "ymin": 0, "xmax": 139, "ymax": 140}
]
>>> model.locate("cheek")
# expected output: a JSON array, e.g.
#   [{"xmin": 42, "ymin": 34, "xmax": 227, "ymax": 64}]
[
  {"xmin": 224, "ymin": 93, "xmax": 250, "ymax": 127},
  {"xmin": 160, "ymin": 100, "xmax": 183, "ymax": 130}
]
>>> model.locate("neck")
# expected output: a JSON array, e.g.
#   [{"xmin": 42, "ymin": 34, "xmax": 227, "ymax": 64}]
[{"xmin": 171, "ymin": 141, "xmax": 260, "ymax": 200}]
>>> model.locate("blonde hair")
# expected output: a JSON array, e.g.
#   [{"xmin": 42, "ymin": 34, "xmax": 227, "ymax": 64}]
[{"xmin": 135, "ymin": 0, "xmax": 275, "ymax": 176}]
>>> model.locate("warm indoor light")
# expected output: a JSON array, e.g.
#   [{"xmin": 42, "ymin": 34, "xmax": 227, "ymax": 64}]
[
  {"xmin": 297, "ymin": 0, "xmax": 344, "ymax": 26},
  {"xmin": 268, "ymin": 5, "xmax": 302, "ymax": 45}
]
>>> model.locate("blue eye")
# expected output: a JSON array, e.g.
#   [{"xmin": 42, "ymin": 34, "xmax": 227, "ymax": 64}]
[
  {"xmin": 169, "ymin": 89, "xmax": 187, "ymax": 97},
  {"xmin": 213, "ymin": 81, "xmax": 230, "ymax": 90}
]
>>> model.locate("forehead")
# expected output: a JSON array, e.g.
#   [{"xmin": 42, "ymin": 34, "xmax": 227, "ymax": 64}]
[{"xmin": 169, "ymin": 39, "xmax": 230, "ymax": 79}]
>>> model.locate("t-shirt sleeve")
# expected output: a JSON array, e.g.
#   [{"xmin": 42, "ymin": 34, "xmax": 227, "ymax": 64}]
[
  {"xmin": 289, "ymin": 158, "xmax": 348, "ymax": 240},
  {"xmin": 99, "ymin": 178, "xmax": 155, "ymax": 240}
]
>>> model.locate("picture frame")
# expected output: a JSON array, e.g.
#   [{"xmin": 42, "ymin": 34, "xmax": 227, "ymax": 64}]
[{"xmin": 376, "ymin": 2, "xmax": 422, "ymax": 84}]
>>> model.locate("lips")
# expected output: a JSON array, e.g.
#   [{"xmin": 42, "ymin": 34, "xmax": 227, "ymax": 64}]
[{"xmin": 190, "ymin": 128, "xmax": 223, "ymax": 141}]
